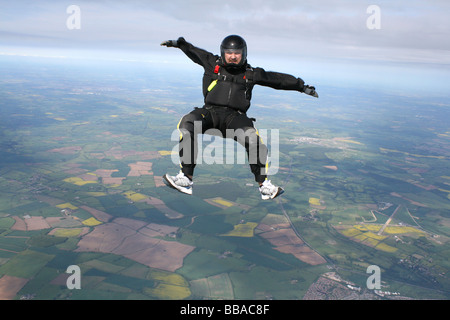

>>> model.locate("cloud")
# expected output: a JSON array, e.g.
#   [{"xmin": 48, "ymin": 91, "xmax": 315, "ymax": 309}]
[{"xmin": 1, "ymin": 0, "xmax": 449, "ymax": 65}]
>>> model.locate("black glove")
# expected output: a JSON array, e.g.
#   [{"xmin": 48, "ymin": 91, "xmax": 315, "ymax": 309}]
[
  {"xmin": 160, "ymin": 40, "xmax": 179, "ymax": 47},
  {"xmin": 303, "ymin": 85, "xmax": 318, "ymax": 98},
  {"xmin": 161, "ymin": 37, "xmax": 185, "ymax": 48}
]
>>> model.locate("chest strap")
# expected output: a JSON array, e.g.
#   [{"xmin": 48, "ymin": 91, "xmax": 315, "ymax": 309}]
[{"xmin": 208, "ymin": 64, "xmax": 254, "ymax": 92}]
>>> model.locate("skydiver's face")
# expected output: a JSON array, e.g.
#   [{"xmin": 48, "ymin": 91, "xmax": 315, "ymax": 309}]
[{"xmin": 224, "ymin": 49, "xmax": 242, "ymax": 65}]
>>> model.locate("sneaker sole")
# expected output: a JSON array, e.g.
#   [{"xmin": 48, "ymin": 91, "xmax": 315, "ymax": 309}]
[
  {"xmin": 261, "ymin": 187, "xmax": 284, "ymax": 200},
  {"xmin": 163, "ymin": 174, "xmax": 192, "ymax": 195}
]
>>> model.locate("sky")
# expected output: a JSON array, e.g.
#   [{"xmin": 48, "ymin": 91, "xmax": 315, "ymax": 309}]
[{"xmin": 1, "ymin": 0, "xmax": 449, "ymax": 94}]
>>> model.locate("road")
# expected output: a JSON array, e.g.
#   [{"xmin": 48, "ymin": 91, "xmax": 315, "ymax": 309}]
[
  {"xmin": 377, "ymin": 204, "xmax": 401, "ymax": 235},
  {"xmin": 276, "ymin": 156, "xmax": 331, "ymax": 264}
]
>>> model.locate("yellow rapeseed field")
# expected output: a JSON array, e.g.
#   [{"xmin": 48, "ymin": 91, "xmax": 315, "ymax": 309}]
[
  {"xmin": 340, "ymin": 227, "xmax": 362, "ymax": 238},
  {"xmin": 212, "ymin": 198, "xmax": 234, "ymax": 207},
  {"xmin": 222, "ymin": 222, "xmax": 258, "ymax": 237},
  {"xmin": 354, "ymin": 225, "xmax": 381, "ymax": 232},
  {"xmin": 82, "ymin": 217, "xmax": 102, "ymax": 226},
  {"xmin": 149, "ymin": 270, "xmax": 188, "ymax": 287},
  {"xmin": 375, "ymin": 243, "xmax": 397, "ymax": 253},
  {"xmin": 309, "ymin": 197, "xmax": 321, "ymax": 206},
  {"xmin": 338, "ymin": 223, "xmax": 425, "ymax": 254},
  {"xmin": 144, "ymin": 283, "xmax": 191, "ymax": 300},
  {"xmin": 158, "ymin": 150, "xmax": 177, "ymax": 156},
  {"xmin": 384, "ymin": 226, "xmax": 425, "ymax": 235},
  {"xmin": 145, "ymin": 270, "xmax": 191, "ymax": 299},
  {"xmin": 64, "ymin": 177, "xmax": 97, "ymax": 186},
  {"xmin": 365, "ymin": 232, "xmax": 387, "ymax": 241},
  {"xmin": 123, "ymin": 191, "xmax": 148, "ymax": 202},
  {"xmin": 56, "ymin": 202, "xmax": 79, "ymax": 210}
]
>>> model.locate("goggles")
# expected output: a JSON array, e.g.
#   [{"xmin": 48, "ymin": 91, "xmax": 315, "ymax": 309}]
[{"xmin": 223, "ymin": 49, "xmax": 243, "ymax": 55}]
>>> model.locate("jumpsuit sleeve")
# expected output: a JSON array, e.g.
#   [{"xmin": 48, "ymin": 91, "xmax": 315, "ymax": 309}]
[
  {"xmin": 177, "ymin": 37, "xmax": 218, "ymax": 69},
  {"xmin": 253, "ymin": 67, "xmax": 305, "ymax": 92}
]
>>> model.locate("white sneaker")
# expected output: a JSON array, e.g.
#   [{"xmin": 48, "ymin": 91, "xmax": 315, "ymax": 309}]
[
  {"xmin": 163, "ymin": 171, "xmax": 193, "ymax": 195},
  {"xmin": 259, "ymin": 180, "xmax": 284, "ymax": 200}
]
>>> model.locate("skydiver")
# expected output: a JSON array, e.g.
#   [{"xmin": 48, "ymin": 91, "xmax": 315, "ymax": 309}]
[{"xmin": 161, "ymin": 35, "xmax": 318, "ymax": 200}]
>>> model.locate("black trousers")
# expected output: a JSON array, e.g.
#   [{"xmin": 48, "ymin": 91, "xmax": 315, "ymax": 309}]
[{"xmin": 177, "ymin": 106, "xmax": 268, "ymax": 183}]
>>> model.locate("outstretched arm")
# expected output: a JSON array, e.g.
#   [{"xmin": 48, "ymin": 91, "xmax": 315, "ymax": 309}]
[
  {"xmin": 254, "ymin": 68, "xmax": 318, "ymax": 98},
  {"xmin": 161, "ymin": 37, "xmax": 217, "ymax": 69}
]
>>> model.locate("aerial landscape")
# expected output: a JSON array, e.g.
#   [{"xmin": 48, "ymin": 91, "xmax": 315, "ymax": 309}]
[
  {"xmin": 1, "ymin": 0, "xmax": 449, "ymax": 304},
  {"xmin": 0, "ymin": 53, "xmax": 449, "ymax": 300}
]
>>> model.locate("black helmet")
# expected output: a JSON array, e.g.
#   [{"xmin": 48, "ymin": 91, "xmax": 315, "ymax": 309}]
[{"xmin": 220, "ymin": 35, "xmax": 247, "ymax": 67}]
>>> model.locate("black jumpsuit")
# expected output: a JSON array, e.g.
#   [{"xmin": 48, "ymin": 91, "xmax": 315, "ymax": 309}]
[{"xmin": 176, "ymin": 37, "xmax": 306, "ymax": 183}]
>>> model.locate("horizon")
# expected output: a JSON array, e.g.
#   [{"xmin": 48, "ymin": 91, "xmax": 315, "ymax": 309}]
[
  {"xmin": 1, "ymin": 47, "xmax": 449, "ymax": 99},
  {"xmin": 1, "ymin": 1, "xmax": 449, "ymax": 97}
]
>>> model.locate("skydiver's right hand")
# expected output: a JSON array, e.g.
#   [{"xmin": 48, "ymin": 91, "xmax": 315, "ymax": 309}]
[{"xmin": 160, "ymin": 40, "xmax": 179, "ymax": 48}]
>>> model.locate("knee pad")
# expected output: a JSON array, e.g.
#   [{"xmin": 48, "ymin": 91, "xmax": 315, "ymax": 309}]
[
  {"xmin": 178, "ymin": 113, "xmax": 204, "ymax": 135},
  {"xmin": 178, "ymin": 113, "xmax": 196, "ymax": 130}
]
